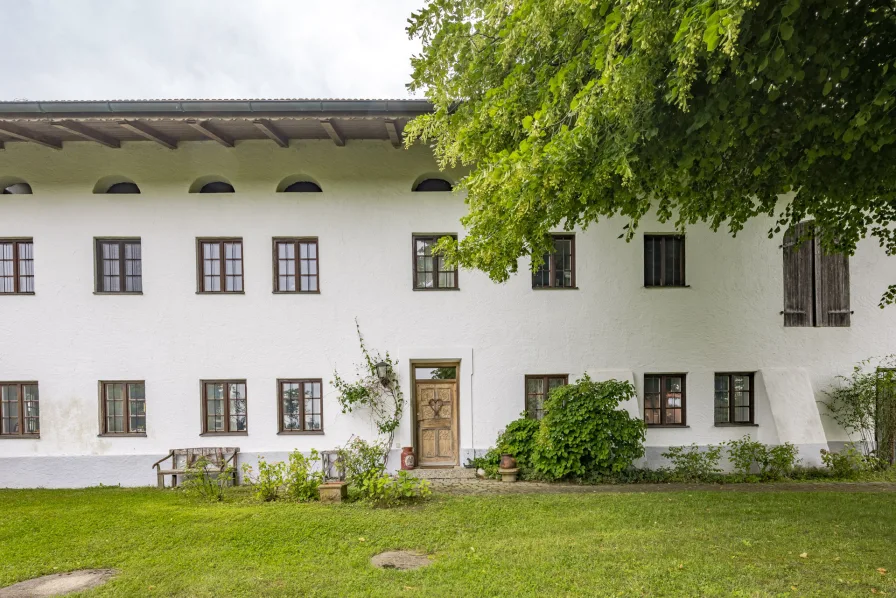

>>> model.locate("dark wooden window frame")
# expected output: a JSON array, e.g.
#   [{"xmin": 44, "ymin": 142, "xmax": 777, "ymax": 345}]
[
  {"xmin": 713, "ymin": 372, "xmax": 756, "ymax": 426},
  {"xmin": 0, "ymin": 381, "xmax": 39, "ymax": 438},
  {"xmin": 272, "ymin": 237, "xmax": 320, "ymax": 294},
  {"xmin": 412, "ymin": 234, "xmax": 459, "ymax": 291},
  {"xmin": 524, "ymin": 374, "xmax": 569, "ymax": 419},
  {"xmin": 196, "ymin": 238, "xmax": 244, "ymax": 294},
  {"xmin": 277, "ymin": 378, "xmax": 324, "ymax": 434},
  {"xmin": 94, "ymin": 237, "xmax": 143, "ymax": 294},
  {"xmin": 644, "ymin": 234, "xmax": 687, "ymax": 288},
  {"xmin": 200, "ymin": 379, "xmax": 248, "ymax": 436},
  {"xmin": 644, "ymin": 373, "xmax": 687, "ymax": 427},
  {"xmin": 0, "ymin": 238, "xmax": 35, "ymax": 295},
  {"xmin": 98, "ymin": 380, "xmax": 147, "ymax": 436},
  {"xmin": 532, "ymin": 234, "xmax": 576, "ymax": 289}
]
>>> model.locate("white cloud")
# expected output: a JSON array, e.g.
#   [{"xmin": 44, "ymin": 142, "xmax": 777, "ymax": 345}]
[{"xmin": 0, "ymin": 0, "xmax": 425, "ymax": 100}]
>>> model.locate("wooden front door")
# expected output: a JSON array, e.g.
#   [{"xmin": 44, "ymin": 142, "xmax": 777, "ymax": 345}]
[{"xmin": 415, "ymin": 380, "xmax": 458, "ymax": 466}]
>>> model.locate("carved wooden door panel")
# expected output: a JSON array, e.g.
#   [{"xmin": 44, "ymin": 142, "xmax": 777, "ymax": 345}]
[{"xmin": 415, "ymin": 381, "xmax": 457, "ymax": 466}]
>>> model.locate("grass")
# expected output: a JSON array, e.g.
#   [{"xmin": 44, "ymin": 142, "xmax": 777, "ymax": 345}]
[{"xmin": 1, "ymin": 488, "xmax": 895, "ymax": 597}]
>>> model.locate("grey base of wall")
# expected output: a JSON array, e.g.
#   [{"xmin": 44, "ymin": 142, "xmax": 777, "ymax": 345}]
[{"xmin": 0, "ymin": 443, "xmax": 842, "ymax": 489}]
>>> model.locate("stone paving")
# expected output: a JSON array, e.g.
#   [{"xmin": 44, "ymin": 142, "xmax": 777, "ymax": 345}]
[{"xmin": 427, "ymin": 478, "xmax": 896, "ymax": 495}]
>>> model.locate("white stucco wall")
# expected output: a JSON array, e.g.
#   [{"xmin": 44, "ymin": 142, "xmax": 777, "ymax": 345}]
[{"xmin": 1, "ymin": 139, "xmax": 894, "ymax": 487}]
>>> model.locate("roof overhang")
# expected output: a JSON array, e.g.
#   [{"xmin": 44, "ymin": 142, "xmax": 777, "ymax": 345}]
[{"xmin": 0, "ymin": 99, "xmax": 433, "ymax": 150}]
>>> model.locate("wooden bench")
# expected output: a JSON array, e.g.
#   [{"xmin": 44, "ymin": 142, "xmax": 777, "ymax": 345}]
[{"xmin": 152, "ymin": 447, "xmax": 240, "ymax": 488}]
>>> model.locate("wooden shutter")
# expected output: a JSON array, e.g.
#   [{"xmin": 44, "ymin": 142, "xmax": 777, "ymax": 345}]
[
  {"xmin": 782, "ymin": 222, "xmax": 814, "ymax": 327},
  {"xmin": 815, "ymin": 242, "xmax": 851, "ymax": 327}
]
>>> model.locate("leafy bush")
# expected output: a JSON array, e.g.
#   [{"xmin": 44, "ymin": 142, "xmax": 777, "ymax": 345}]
[
  {"xmin": 285, "ymin": 449, "xmax": 325, "ymax": 502},
  {"xmin": 532, "ymin": 376, "xmax": 646, "ymax": 480},
  {"xmin": 820, "ymin": 445, "xmax": 879, "ymax": 479},
  {"xmin": 466, "ymin": 449, "xmax": 501, "ymax": 479},
  {"xmin": 241, "ymin": 457, "xmax": 286, "ymax": 502},
  {"xmin": 662, "ymin": 444, "xmax": 723, "ymax": 482},
  {"xmin": 725, "ymin": 436, "xmax": 801, "ymax": 481},
  {"xmin": 336, "ymin": 437, "xmax": 388, "ymax": 489},
  {"xmin": 497, "ymin": 416, "xmax": 540, "ymax": 468},
  {"xmin": 765, "ymin": 443, "xmax": 801, "ymax": 479},
  {"xmin": 361, "ymin": 471, "xmax": 432, "ymax": 507},
  {"xmin": 181, "ymin": 457, "xmax": 234, "ymax": 502}
]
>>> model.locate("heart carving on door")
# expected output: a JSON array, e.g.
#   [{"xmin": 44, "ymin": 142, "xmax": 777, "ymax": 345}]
[{"xmin": 427, "ymin": 398, "xmax": 446, "ymax": 417}]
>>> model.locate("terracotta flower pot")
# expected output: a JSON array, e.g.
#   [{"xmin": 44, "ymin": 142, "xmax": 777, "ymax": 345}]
[{"xmin": 499, "ymin": 454, "xmax": 517, "ymax": 469}]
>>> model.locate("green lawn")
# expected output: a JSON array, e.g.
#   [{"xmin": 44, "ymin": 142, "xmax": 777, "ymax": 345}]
[{"xmin": 1, "ymin": 488, "xmax": 895, "ymax": 597}]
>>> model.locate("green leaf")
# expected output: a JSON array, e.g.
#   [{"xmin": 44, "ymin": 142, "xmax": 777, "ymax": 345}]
[
  {"xmin": 780, "ymin": 22, "xmax": 794, "ymax": 41},
  {"xmin": 823, "ymin": 80, "xmax": 833, "ymax": 96},
  {"xmin": 522, "ymin": 116, "xmax": 533, "ymax": 130},
  {"xmin": 781, "ymin": 0, "xmax": 800, "ymax": 18},
  {"xmin": 774, "ymin": 47, "xmax": 785, "ymax": 62}
]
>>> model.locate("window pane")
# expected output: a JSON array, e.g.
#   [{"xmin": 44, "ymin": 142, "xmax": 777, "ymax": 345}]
[
  {"xmin": 533, "ymin": 252, "xmax": 550, "ymax": 288},
  {"xmin": 644, "ymin": 237, "xmax": 660, "ymax": 286},
  {"xmin": 1, "ymin": 385, "xmax": 20, "ymax": 435},
  {"xmin": 229, "ymin": 383, "xmax": 247, "ymax": 432},
  {"xmin": 128, "ymin": 383, "xmax": 146, "ymax": 433}
]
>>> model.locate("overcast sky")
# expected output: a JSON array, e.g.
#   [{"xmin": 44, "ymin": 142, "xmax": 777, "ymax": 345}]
[{"xmin": 0, "ymin": 0, "xmax": 426, "ymax": 101}]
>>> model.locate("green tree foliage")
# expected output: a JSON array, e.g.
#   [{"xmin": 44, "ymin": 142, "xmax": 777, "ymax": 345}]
[
  {"xmin": 406, "ymin": 0, "xmax": 896, "ymax": 305},
  {"xmin": 532, "ymin": 376, "xmax": 646, "ymax": 479}
]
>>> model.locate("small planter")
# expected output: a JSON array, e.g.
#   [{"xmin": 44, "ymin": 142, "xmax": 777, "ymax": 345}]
[
  {"xmin": 318, "ymin": 481, "xmax": 348, "ymax": 503},
  {"xmin": 499, "ymin": 454, "xmax": 517, "ymax": 469}
]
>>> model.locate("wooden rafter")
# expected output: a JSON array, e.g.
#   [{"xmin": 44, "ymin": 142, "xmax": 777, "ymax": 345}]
[
  {"xmin": 117, "ymin": 121, "xmax": 177, "ymax": 150},
  {"xmin": 252, "ymin": 119, "xmax": 290, "ymax": 148},
  {"xmin": 319, "ymin": 119, "xmax": 345, "ymax": 146},
  {"xmin": 186, "ymin": 120, "xmax": 235, "ymax": 147},
  {"xmin": 0, "ymin": 122, "xmax": 63, "ymax": 150},
  {"xmin": 384, "ymin": 119, "xmax": 401, "ymax": 149},
  {"xmin": 51, "ymin": 120, "xmax": 120, "ymax": 148}
]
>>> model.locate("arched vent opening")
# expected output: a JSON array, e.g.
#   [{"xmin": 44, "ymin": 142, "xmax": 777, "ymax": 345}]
[
  {"xmin": 106, "ymin": 182, "xmax": 141, "ymax": 194},
  {"xmin": 199, "ymin": 181, "xmax": 235, "ymax": 194},
  {"xmin": 413, "ymin": 178, "xmax": 453, "ymax": 192},
  {"xmin": 2, "ymin": 182, "xmax": 32, "ymax": 194},
  {"xmin": 283, "ymin": 181, "xmax": 322, "ymax": 193}
]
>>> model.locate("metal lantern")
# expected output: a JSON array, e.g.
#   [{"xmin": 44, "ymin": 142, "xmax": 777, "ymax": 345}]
[{"xmin": 375, "ymin": 361, "xmax": 391, "ymax": 387}]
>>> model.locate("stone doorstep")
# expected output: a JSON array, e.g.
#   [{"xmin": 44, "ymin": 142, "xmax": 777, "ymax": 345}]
[{"xmin": 404, "ymin": 467, "xmax": 477, "ymax": 480}]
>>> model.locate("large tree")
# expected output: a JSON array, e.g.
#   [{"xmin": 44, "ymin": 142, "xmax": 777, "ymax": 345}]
[{"xmin": 405, "ymin": 0, "xmax": 896, "ymax": 305}]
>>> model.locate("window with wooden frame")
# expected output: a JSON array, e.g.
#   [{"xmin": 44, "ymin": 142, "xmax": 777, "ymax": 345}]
[
  {"xmin": 714, "ymin": 373, "xmax": 754, "ymax": 425},
  {"xmin": 197, "ymin": 238, "xmax": 243, "ymax": 293},
  {"xmin": 95, "ymin": 238, "xmax": 142, "ymax": 293},
  {"xmin": 533, "ymin": 235, "xmax": 575, "ymax": 289},
  {"xmin": 0, "ymin": 382, "xmax": 39, "ymax": 437},
  {"xmin": 644, "ymin": 374, "xmax": 686, "ymax": 426},
  {"xmin": 413, "ymin": 234, "xmax": 458, "ymax": 290},
  {"xmin": 0, "ymin": 239, "xmax": 34, "ymax": 294},
  {"xmin": 525, "ymin": 375, "xmax": 568, "ymax": 420},
  {"xmin": 644, "ymin": 234, "xmax": 685, "ymax": 287},
  {"xmin": 201, "ymin": 380, "xmax": 247, "ymax": 434},
  {"xmin": 278, "ymin": 379, "xmax": 323, "ymax": 433},
  {"xmin": 783, "ymin": 221, "xmax": 850, "ymax": 327},
  {"xmin": 273, "ymin": 238, "xmax": 319, "ymax": 293},
  {"xmin": 100, "ymin": 381, "xmax": 146, "ymax": 435}
]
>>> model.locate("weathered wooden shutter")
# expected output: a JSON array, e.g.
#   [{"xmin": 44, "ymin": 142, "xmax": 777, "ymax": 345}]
[
  {"xmin": 815, "ymin": 241, "xmax": 851, "ymax": 327},
  {"xmin": 782, "ymin": 222, "xmax": 814, "ymax": 327}
]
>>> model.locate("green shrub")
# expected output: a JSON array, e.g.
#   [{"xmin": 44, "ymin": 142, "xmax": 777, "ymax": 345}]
[
  {"xmin": 361, "ymin": 471, "xmax": 432, "ymax": 507},
  {"xmin": 725, "ymin": 436, "xmax": 801, "ymax": 481},
  {"xmin": 466, "ymin": 449, "xmax": 501, "ymax": 479},
  {"xmin": 242, "ymin": 457, "xmax": 286, "ymax": 502},
  {"xmin": 532, "ymin": 376, "xmax": 646, "ymax": 480},
  {"xmin": 284, "ymin": 449, "xmax": 325, "ymax": 502},
  {"xmin": 497, "ymin": 416, "xmax": 540, "ymax": 468},
  {"xmin": 181, "ymin": 457, "xmax": 234, "ymax": 502},
  {"xmin": 662, "ymin": 444, "xmax": 723, "ymax": 482},
  {"xmin": 820, "ymin": 445, "xmax": 877, "ymax": 479},
  {"xmin": 336, "ymin": 436, "xmax": 390, "ymax": 497}
]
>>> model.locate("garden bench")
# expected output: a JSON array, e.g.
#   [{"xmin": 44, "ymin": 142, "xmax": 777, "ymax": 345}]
[{"xmin": 152, "ymin": 447, "xmax": 239, "ymax": 488}]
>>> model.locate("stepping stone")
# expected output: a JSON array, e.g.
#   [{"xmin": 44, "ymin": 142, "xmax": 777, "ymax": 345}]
[
  {"xmin": 0, "ymin": 569, "xmax": 116, "ymax": 597},
  {"xmin": 370, "ymin": 551, "xmax": 432, "ymax": 570}
]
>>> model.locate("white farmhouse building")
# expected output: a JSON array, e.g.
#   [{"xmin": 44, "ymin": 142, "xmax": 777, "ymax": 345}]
[{"xmin": 0, "ymin": 99, "xmax": 893, "ymax": 488}]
